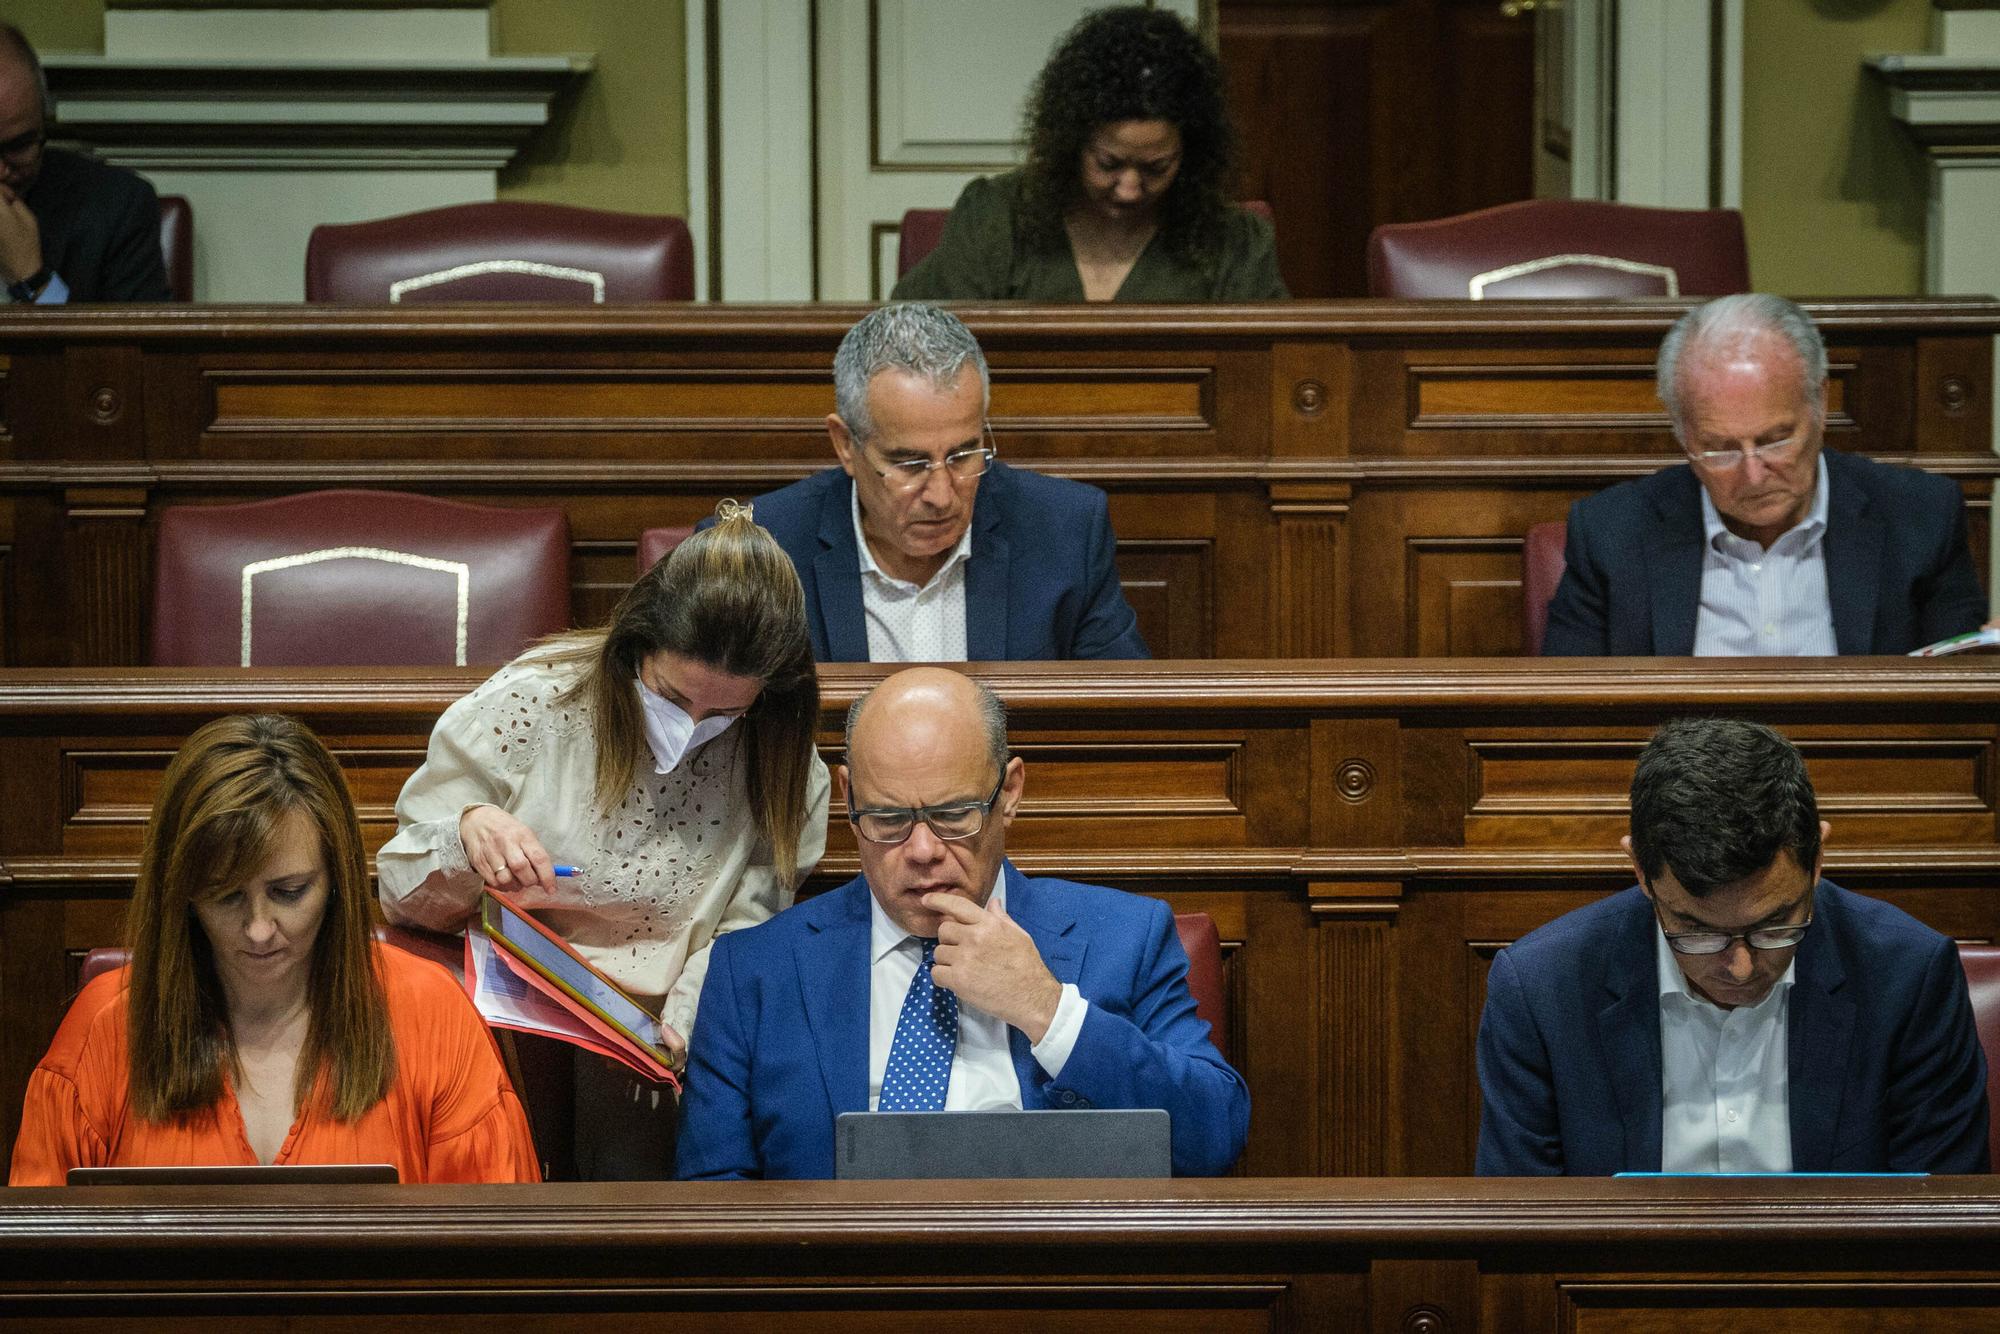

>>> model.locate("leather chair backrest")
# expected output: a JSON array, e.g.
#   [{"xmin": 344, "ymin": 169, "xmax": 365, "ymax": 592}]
[
  {"xmin": 1366, "ymin": 199, "xmax": 1749, "ymax": 299},
  {"xmin": 151, "ymin": 489, "xmax": 571, "ymax": 667},
  {"xmin": 896, "ymin": 208, "xmax": 951, "ymax": 280},
  {"xmin": 306, "ymin": 202, "xmax": 695, "ymax": 303},
  {"xmin": 157, "ymin": 195, "xmax": 193, "ymax": 302},
  {"xmin": 897, "ymin": 201, "xmax": 1274, "ymax": 280},
  {"xmin": 635, "ymin": 525, "xmax": 696, "ymax": 577},
  {"xmin": 1521, "ymin": 520, "xmax": 1568, "ymax": 656},
  {"xmin": 1958, "ymin": 943, "xmax": 2000, "ymax": 1171},
  {"xmin": 1174, "ymin": 911, "xmax": 1228, "ymax": 1062}
]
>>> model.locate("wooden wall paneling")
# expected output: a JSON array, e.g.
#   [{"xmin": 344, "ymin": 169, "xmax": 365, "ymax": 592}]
[
  {"xmin": 61, "ymin": 488, "xmax": 148, "ymax": 668},
  {"xmin": 1914, "ymin": 332, "xmax": 1996, "ymax": 458}
]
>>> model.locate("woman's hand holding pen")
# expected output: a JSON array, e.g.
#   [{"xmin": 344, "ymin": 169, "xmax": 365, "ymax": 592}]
[{"xmin": 459, "ymin": 805, "xmax": 561, "ymax": 895}]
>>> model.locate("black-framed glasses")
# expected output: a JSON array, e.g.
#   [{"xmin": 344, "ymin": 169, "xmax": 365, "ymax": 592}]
[
  {"xmin": 849, "ymin": 770, "xmax": 1006, "ymax": 845},
  {"xmin": 1648, "ymin": 889, "xmax": 1815, "ymax": 956},
  {"xmin": 866, "ymin": 425, "xmax": 997, "ymax": 493},
  {"xmin": 0, "ymin": 129, "xmax": 44, "ymax": 165}
]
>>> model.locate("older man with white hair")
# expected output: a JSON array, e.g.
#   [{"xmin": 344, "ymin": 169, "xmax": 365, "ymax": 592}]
[
  {"xmin": 738, "ymin": 302, "xmax": 1149, "ymax": 662},
  {"xmin": 1543, "ymin": 293, "xmax": 1991, "ymax": 656}
]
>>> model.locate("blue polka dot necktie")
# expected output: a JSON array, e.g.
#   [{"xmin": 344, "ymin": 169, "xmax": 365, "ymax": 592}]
[{"xmin": 878, "ymin": 938, "xmax": 958, "ymax": 1112}]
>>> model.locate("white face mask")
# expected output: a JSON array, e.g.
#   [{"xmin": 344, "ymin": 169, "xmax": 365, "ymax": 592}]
[{"xmin": 635, "ymin": 681, "xmax": 737, "ymax": 775}]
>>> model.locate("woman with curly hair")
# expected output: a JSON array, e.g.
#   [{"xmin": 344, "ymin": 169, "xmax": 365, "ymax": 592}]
[{"xmin": 893, "ymin": 5, "xmax": 1284, "ymax": 303}]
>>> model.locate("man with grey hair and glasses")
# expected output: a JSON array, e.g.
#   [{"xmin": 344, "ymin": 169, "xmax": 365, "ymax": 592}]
[
  {"xmin": 676, "ymin": 666, "xmax": 1246, "ymax": 1179},
  {"xmin": 1543, "ymin": 293, "xmax": 1991, "ymax": 655},
  {"xmin": 1476, "ymin": 717, "xmax": 1987, "ymax": 1175},
  {"xmin": 0, "ymin": 23, "xmax": 168, "ymax": 304},
  {"xmin": 740, "ymin": 302, "xmax": 1148, "ymax": 661}
]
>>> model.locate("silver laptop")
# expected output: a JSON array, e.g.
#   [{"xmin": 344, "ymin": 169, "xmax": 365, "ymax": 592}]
[
  {"xmin": 67, "ymin": 1163, "xmax": 399, "ymax": 1186},
  {"xmin": 834, "ymin": 1109, "xmax": 1170, "ymax": 1180}
]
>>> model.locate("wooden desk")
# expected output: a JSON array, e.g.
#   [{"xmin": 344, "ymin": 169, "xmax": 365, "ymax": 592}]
[
  {"xmin": 5, "ymin": 1177, "xmax": 2000, "ymax": 1330},
  {"xmin": 1, "ymin": 298, "xmax": 1993, "ymax": 665},
  {"xmin": 5, "ymin": 659, "xmax": 1997, "ymax": 1176}
]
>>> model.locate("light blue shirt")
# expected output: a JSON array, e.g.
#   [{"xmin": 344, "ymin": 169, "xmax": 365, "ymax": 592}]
[
  {"xmin": 1693, "ymin": 455, "xmax": 1836, "ymax": 656},
  {"xmin": 33, "ymin": 273, "xmax": 68, "ymax": 305}
]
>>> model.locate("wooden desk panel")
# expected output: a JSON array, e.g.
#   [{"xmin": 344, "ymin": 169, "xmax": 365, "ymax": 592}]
[
  {"xmin": 4, "ymin": 1179, "xmax": 2000, "ymax": 1331},
  {"xmin": 1, "ymin": 300, "xmax": 1993, "ymax": 666},
  {"xmin": 3, "ymin": 660, "xmax": 1998, "ymax": 1177}
]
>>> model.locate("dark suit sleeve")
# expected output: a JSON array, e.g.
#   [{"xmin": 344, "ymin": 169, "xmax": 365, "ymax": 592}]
[
  {"xmin": 92, "ymin": 175, "xmax": 170, "ymax": 303},
  {"xmin": 1913, "ymin": 482, "xmax": 1990, "ymax": 646},
  {"xmin": 1067, "ymin": 487, "xmax": 1150, "ymax": 659},
  {"xmin": 1540, "ymin": 499, "xmax": 1613, "ymax": 657},
  {"xmin": 673, "ymin": 936, "xmax": 760, "ymax": 1180},
  {"xmin": 1475, "ymin": 946, "xmax": 1566, "ymax": 1175},
  {"xmin": 1039, "ymin": 897, "xmax": 1248, "ymax": 1176},
  {"xmin": 1885, "ymin": 937, "xmax": 1990, "ymax": 1173}
]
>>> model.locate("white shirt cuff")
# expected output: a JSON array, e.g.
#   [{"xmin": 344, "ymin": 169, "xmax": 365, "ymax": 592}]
[{"xmin": 1029, "ymin": 982, "xmax": 1087, "ymax": 1078}]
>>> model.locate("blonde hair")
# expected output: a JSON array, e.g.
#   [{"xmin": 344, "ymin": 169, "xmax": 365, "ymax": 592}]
[
  {"xmin": 125, "ymin": 715, "xmax": 393, "ymax": 1123},
  {"xmin": 539, "ymin": 500, "xmax": 821, "ymax": 883}
]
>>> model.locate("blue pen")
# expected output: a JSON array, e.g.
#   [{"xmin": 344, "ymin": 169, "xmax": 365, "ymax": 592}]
[{"xmin": 553, "ymin": 865, "xmax": 578, "ymax": 877}]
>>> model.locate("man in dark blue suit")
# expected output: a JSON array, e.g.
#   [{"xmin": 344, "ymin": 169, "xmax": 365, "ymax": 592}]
[
  {"xmin": 676, "ymin": 667, "xmax": 1246, "ymax": 1180},
  {"xmin": 1477, "ymin": 718, "xmax": 1988, "ymax": 1176},
  {"xmin": 1543, "ymin": 294, "xmax": 1990, "ymax": 656},
  {"xmin": 745, "ymin": 303, "xmax": 1148, "ymax": 662}
]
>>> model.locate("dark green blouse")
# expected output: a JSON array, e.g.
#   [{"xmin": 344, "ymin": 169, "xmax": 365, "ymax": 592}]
[{"xmin": 891, "ymin": 170, "xmax": 1288, "ymax": 302}]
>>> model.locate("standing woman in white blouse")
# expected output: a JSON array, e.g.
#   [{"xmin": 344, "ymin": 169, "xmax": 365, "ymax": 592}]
[{"xmin": 377, "ymin": 500, "xmax": 829, "ymax": 1178}]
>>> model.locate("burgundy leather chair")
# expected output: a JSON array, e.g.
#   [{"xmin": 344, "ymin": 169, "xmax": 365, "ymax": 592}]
[
  {"xmin": 157, "ymin": 195, "xmax": 193, "ymax": 302},
  {"xmin": 1174, "ymin": 911, "xmax": 1228, "ymax": 1063},
  {"xmin": 1957, "ymin": 943, "xmax": 2000, "ymax": 1169},
  {"xmin": 896, "ymin": 200, "xmax": 1274, "ymax": 280},
  {"xmin": 1366, "ymin": 199, "xmax": 1749, "ymax": 299},
  {"xmin": 305, "ymin": 202, "xmax": 695, "ymax": 303},
  {"xmin": 1521, "ymin": 520, "xmax": 1569, "ymax": 656},
  {"xmin": 150, "ymin": 489, "xmax": 571, "ymax": 667},
  {"xmin": 634, "ymin": 525, "xmax": 696, "ymax": 577}
]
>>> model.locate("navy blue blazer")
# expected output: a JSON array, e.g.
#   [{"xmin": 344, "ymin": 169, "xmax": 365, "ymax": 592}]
[
  {"xmin": 742, "ymin": 462, "xmax": 1149, "ymax": 661},
  {"xmin": 1543, "ymin": 448, "xmax": 1987, "ymax": 656},
  {"xmin": 25, "ymin": 148, "xmax": 170, "ymax": 303},
  {"xmin": 1476, "ymin": 881, "xmax": 1989, "ymax": 1176},
  {"xmin": 675, "ymin": 862, "xmax": 1249, "ymax": 1179}
]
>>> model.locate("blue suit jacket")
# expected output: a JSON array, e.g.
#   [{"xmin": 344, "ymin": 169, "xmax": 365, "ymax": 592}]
[
  {"xmin": 675, "ymin": 863, "xmax": 1248, "ymax": 1179},
  {"xmin": 1543, "ymin": 448, "xmax": 1987, "ymax": 655},
  {"xmin": 742, "ymin": 462, "xmax": 1149, "ymax": 662},
  {"xmin": 1476, "ymin": 881, "xmax": 1989, "ymax": 1175}
]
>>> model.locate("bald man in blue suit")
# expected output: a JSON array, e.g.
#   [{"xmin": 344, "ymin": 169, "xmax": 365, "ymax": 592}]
[{"xmin": 676, "ymin": 668, "xmax": 1244, "ymax": 1180}]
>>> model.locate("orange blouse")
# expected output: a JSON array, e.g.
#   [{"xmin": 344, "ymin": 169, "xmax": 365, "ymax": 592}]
[{"xmin": 9, "ymin": 942, "xmax": 539, "ymax": 1185}]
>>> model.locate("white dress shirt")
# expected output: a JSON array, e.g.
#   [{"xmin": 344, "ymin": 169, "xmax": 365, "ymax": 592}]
[
  {"xmin": 1656, "ymin": 925, "xmax": 1795, "ymax": 1172},
  {"xmin": 1693, "ymin": 455, "xmax": 1837, "ymax": 657},
  {"xmin": 866, "ymin": 870, "xmax": 1089, "ymax": 1111},
  {"xmin": 852, "ymin": 486, "xmax": 972, "ymax": 662}
]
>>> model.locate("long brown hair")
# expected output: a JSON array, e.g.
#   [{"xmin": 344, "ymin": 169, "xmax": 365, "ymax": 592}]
[
  {"xmin": 541, "ymin": 500, "xmax": 821, "ymax": 883},
  {"xmin": 125, "ymin": 715, "xmax": 393, "ymax": 1122}
]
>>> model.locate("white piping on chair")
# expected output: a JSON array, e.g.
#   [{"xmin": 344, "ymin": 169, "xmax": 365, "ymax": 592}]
[
  {"xmin": 241, "ymin": 547, "xmax": 470, "ymax": 667},
  {"xmin": 388, "ymin": 260, "xmax": 606, "ymax": 303},
  {"xmin": 1468, "ymin": 254, "xmax": 1678, "ymax": 300}
]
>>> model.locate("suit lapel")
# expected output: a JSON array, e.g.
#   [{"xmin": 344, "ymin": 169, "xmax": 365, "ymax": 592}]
[
  {"xmin": 998, "ymin": 863, "xmax": 1083, "ymax": 1100},
  {"xmin": 795, "ymin": 879, "xmax": 872, "ymax": 1116},
  {"xmin": 1597, "ymin": 896, "xmax": 1665, "ymax": 1171},
  {"xmin": 813, "ymin": 476, "xmax": 871, "ymax": 662},
  {"xmin": 1646, "ymin": 468, "xmax": 1706, "ymax": 656},
  {"xmin": 964, "ymin": 466, "xmax": 1011, "ymax": 661},
  {"xmin": 1821, "ymin": 454, "xmax": 1881, "ymax": 655},
  {"xmin": 1786, "ymin": 886, "xmax": 1854, "ymax": 1171}
]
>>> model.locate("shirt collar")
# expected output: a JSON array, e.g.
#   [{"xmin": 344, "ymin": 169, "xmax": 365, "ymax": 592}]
[
  {"xmin": 1654, "ymin": 917, "xmax": 1796, "ymax": 1012},
  {"xmin": 1699, "ymin": 452, "xmax": 1829, "ymax": 551},
  {"xmin": 850, "ymin": 482, "xmax": 973, "ymax": 593},
  {"xmin": 868, "ymin": 865, "xmax": 1007, "ymax": 964}
]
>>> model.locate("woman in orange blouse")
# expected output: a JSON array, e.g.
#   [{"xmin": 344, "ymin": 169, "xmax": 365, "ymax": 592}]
[{"xmin": 10, "ymin": 714, "xmax": 537, "ymax": 1185}]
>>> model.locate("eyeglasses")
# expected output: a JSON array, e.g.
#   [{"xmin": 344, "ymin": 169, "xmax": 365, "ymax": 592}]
[
  {"xmin": 849, "ymin": 770, "xmax": 1006, "ymax": 845},
  {"xmin": 1687, "ymin": 431, "xmax": 1809, "ymax": 472},
  {"xmin": 0, "ymin": 129, "xmax": 44, "ymax": 165},
  {"xmin": 866, "ymin": 426, "xmax": 997, "ymax": 493},
  {"xmin": 1648, "ymin": 891, "xmax": 1815, "ymax": 956}
]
